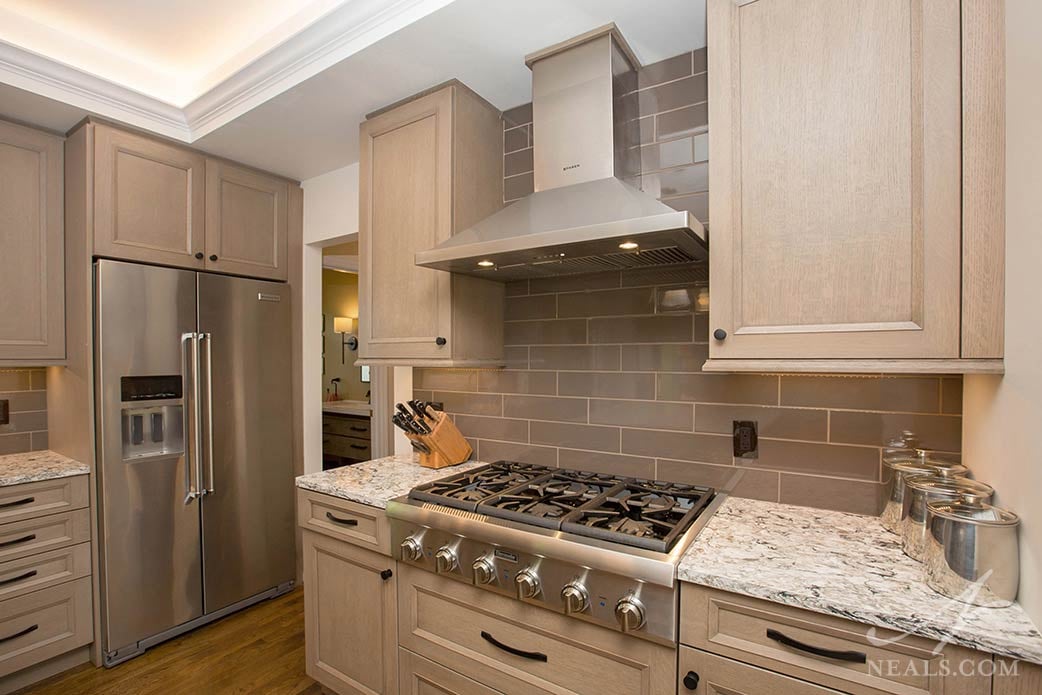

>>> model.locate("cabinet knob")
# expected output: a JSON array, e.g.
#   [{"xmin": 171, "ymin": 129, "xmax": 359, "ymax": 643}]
[
  {"xmin": 713, "ymin": 328, "xmax": 727, "ymax": 341},
  {"xmin": 435, "ymin": 336, "xmax": 447, "ymax": 346},
  {"xmin": 209, "ymin": 254, "xmax": 218, "ymax": 262},
  {"xmin": 195, "ymin": 252, "xmax": 204, "ymax": 260},
  {"xmin": 380, "ymin": 568, "xmax": 393, "ymax": 581},
  {"xmin": 682, "ymin": 671, "xmax": 700, "ymax": 690}
]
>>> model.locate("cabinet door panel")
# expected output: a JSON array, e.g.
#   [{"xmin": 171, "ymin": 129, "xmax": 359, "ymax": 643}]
[
  {"xmin": 359, "ymin": 89, "xmax": 453, "ymax": 360},
  {"xmin": 303, "ymin": 531, "xmax": 398, "ymax": 695},
  {"xmin": 0, "ymin": 120, "xmax": 64, "ymax": 361},
  {"xmin": 205, "ymin": 160, "xmax": 289, "ymax": 281},
  {"xmin": 94, "ymin": 124, "xmax": 205, "ymax": 268},
  {"xmin": 708, "ymin": 0, "xmax": 961, "ymax": 359},
  {"xmin": 399, "ymin": 649, "xmax": 505, "ymax": 695}
]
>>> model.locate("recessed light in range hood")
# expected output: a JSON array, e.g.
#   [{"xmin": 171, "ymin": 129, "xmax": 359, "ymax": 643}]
[{"xmin": 414, "ymin": 24, "xmax": 707, "ymax": 282}]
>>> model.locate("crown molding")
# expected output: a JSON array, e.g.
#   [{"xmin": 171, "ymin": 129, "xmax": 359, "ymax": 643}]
[{"xmin": 0, "ymin": 0, "xmax": 451, "ymax": 141}]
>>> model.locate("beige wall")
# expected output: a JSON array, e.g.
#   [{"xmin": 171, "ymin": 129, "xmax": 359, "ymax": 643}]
[
  {"xmin": 962, "ymin": 0, "xmax": 1041, "ymax": 628},
  {"xmin": 321, "ymin": 269, "xmax": 367, "ymax": 401}
]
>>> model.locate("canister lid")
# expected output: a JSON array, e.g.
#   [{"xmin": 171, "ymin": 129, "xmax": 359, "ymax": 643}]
[
  {"xmin": 888, "ymin": 459, "xmax": 968, "ymax": 478},
  {"xmin": 926, "ymin": 500, "xmax": 1019, "ymax": 526},
  {"xmin": 905, "ymin": 475, "xmax": 994, "ymax": 502}
]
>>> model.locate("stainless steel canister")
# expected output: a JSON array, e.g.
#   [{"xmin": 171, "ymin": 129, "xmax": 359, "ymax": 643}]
[
  {"xmin": 901, "ymin": 476, "xmax": 993, "ymax": 561},
  {"xmin": 924, "ymin": 501, "xmax": 1020, "ymax": 607},
  {"xmin": 881, "ymin": 456, "xmax": 967, "ymax": 534}
]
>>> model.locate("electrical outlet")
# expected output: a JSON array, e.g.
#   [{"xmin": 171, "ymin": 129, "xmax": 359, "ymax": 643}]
[
  {"xmin": 0, "ymin": 399, "xmax": 8, "ymax": 426},
  {"xmin": 733, "ymin": 420, "xmax": 758, "ymax": 459}
]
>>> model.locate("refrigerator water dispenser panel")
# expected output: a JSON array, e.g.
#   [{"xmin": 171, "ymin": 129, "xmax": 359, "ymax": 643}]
[
  {"xmin": 121, "ymin": 374, "xmax": 183, "ymax": 401},
  {"xmin": 121, "ymin": 405, "xmax": 184, "ymax": 460}
]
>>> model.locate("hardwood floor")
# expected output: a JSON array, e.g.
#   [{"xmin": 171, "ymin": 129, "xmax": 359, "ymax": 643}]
[{"xmin": 18, "ymin": 589, "xmax": 322, "ymax": 695}]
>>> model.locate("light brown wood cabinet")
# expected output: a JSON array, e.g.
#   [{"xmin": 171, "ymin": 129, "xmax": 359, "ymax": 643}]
[
  {"xmin": 78, "ymin": 121, "xmax": 294, "ymax": 281},
  {"xmin": 704, "ymin": 0, "xmax": 1004, "ymax": 374},
  {"xmin": 302, "ymin": 530, "xmax": 398, "ymax": 695},
  {"xmin": 358, "ymin": 82, "xmax": 505, "ymax": 367},
  {"xmin": 0, "ymin": 119, "xmax": 65, "ymax": 364}
]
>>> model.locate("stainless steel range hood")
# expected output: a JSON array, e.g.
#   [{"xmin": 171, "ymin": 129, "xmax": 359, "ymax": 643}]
[{"xmin": 415, "ymin": 24, "xmax": 706, "ymax": 282}]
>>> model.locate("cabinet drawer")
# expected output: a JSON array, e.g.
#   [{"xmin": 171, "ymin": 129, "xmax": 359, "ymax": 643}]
[
  {"xmin": 680, "ymin": 584, "xmax": 990, "ymax": 695},
  {"xmin": 398, "ymin": 564, "xmax": 675, "ymax": 695},
  {"xmin": 296, "ymin": 489, "xmax": 389, "ymax": 554},
  {"xmin": 399, "ymin": 648, "xmax": 505, "ymax": 695},
  {"xmin": 0, "ymin": 476, "xmax": 89, "ymax": 525},
  {"xmin": 0, "ymin": 510, "xmax": 91, "ymax": 564},
  {"xmin": 323, "ymin": 415, "xmax": 371, "ymax": 438},
  {"xmin": 322, "ymin": 434, "xmax": 371, "ymax": 460},
  {"xmin": 0, "ymin": 576, "xmax": 93, "ymax": 678},
  {"xmin": 679, "ymin": 646, "xmax": 842, "ymax": 695},
  {"xmin": 0, "ymin": 542, "xmax": 91, "ymax": 602}
]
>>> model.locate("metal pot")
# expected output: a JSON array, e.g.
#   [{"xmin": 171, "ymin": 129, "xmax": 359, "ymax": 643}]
[
  {"xmin": 881, "ymin": 455, "xmax": 967, "ymax": 534},
  {"xmin": 900, "ymin": 476, "xmax": 993, "ymax": 561},
  {"xmin": 924, "ymin": 501, "xmax": 1020, "ymax": 607}
]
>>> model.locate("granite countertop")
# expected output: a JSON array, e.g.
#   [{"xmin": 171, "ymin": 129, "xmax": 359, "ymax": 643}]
[
  {"xmin": 322, "ymin": 400, "xmax": 373, "ymax": 417},
  {"xmin": 295, "ymin": 454, "xmax": 485, "ymax": 508},
  {"xmin": 0, "ymin": 450, "xmax": 90, "ymax": 487},
  {"xmin": 679, "ymin": 497, "xmax": 1042, "ymax": 665}
]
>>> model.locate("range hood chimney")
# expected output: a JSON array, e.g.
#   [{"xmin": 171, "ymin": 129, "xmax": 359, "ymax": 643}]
[{"xmin": 415, "ymin": 24, "xmax": 707, "ymax": 282}]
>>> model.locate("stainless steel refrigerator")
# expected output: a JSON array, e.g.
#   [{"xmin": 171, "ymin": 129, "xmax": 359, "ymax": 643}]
[{"xmin": 94, "ymin": 259, "xmax": 295, "ymax": 666}]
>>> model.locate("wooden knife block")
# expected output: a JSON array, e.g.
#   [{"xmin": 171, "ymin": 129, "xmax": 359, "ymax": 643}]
[{"xmin": 407, "ymin": 411, "xmax": 472, "ymax": 469}]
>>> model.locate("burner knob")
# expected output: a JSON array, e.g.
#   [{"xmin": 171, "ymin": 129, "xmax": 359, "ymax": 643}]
[
  {"xmin": 434, "ymin": 547, "xmax": 458, "ymax": 573},
  {"xmin": 400, "ymin": 536, "xmax": 424, "ymax": 562},
  {"xmin": 472, "ymin": 557, "xmax": 496, "ymax": 585},
  {"xmin": 614, "ymin": 595, "xmax": 646, "ymax": 632},
  {"xmin": 514, "ymin": 568, "xmax": 541, "ymax": 599},
  {"xmin": 561, "ymin": 582, "xmax": 589, "ymax": 614}
]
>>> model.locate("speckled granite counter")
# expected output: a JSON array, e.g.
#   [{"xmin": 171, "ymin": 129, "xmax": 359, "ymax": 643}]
[
  {"xmin": 295, "ymin": 454, "xmax": 485, "ymax": 508},
  {"xmin": 322, "ymin": 400, "xmax": 373, "ymax": 417},
  {"xmin": 679, "ymin": 497, "xmax": 1042, "ymax": 664},
  {"xmin": 0, "ymin": 450, "xmax": 89, "ymax": 487}
]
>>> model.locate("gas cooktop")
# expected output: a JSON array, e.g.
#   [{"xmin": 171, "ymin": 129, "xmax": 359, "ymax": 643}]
[{"xmin": 409, "ymin": 461, "xmax": 715, "ymax": 553}]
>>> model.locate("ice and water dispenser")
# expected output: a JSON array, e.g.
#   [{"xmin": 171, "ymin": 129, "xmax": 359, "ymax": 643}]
[{"xmin": 120, "ymin": 375, "xmax": 185, "ymax": 459}]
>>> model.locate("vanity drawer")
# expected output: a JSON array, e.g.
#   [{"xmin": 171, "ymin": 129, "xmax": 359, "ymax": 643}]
[
  {"xmin": 0, "ymin": 542, "xmax": 91, "ymax": 602},
  {"xmin": 296, "ymin": 489, "xmax": 389, "ymax": 554},
  {"xmin": 0, "ymin": 510, "xmax": 91, "ymax": 564},
  {"xmin": 679, "ymin": 584, "xmax": 990, "ymax": 695},
  {"xmin": 678, "ymin": 646, "xmax": 842, "ymax": 694},
  {"xmin": 398, "ymin": 564, "xmax": 675, "ymax": 695},
  {"xmin": 0, "ymin": 577, "xmax": 93, "ymax": 678},
  {"xmin": 0, "ymin": 476, "xmax": 88, "ymax": 526},
  {"xmin": 323, "ymin": 415, "xmax": 371, "ymax": 438}
]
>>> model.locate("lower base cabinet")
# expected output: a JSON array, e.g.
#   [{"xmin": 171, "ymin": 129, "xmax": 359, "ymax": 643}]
[
  {"xmin": 0, "ymin": 577, "xmax": 92, "ymax": 679},
  {"xmin": 679, "ymin": 646, "xmax": 841, "ymax": 695},
  {"xmin": 303, "ymin": 530, "xmax": 398, "ymax": 695},
  {"xmin": 398, "ymin": 649, "xmax": 503, "ymax": 695}
]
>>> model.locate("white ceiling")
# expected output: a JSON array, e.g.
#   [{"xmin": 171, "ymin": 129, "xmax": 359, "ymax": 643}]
[{"xmin": 0, "ymin": 0, "xmax": 706, "ymax": 180}]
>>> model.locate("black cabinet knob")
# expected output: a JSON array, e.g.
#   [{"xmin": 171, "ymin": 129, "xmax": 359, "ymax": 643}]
[
  {"xmin": 682, "ymin": 671, "xmax": 700, "ymax": 690},
  {"xmin": 380, "ymin": 569, "xmax": 393, "ymax": 581},
  {"xmin": 194, "ymin": 252, "xmax": 204, "ymax": 260},
  {"xmin": 435, "ymin": 336, "xmax": 447, "ymax": 346},
  {"xmin": 713, "ymin": 328, "xmax": 727, "ymax": 341},
  {"xmin": 209, "ymin": 254, "xmax": 218, "ymax": 262}
]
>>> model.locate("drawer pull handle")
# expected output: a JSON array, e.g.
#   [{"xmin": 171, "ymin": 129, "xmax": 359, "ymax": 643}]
[
  {"xmin": 325, "ymin": 512, "xmax": 358, "ymax": 526},
  {"xmin": 0, "ymin": 534, "xmax": 36, "ymax": 549},
  {"xmin": 0, "ymin": 497, "xmax": 35, "ymax": 509},
  {"xmin": 0, "ymin": 624, "xmax": 38, "ymax": 644},
  {"xmin": 350, "ymin": 427, "xmax": 367, "ymax": 433},
  {"xmin": 0, "ymin": 570, "xmax": 37, "ymax": 587},
  {"xmin": 766, "ymin": 628, "xmax": 867, "ymax": 663},
  {"xmin": 480, "ymin": 631, "xmax": 547, "ymax": 662},
  {"xmin": 349, "ymin": 444, "xmax": 367, "ymax": 451}
]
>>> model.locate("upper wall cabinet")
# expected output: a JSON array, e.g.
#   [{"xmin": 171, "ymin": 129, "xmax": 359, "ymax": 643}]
[
  {"xmin": 94, "ymin": 124, "xmax": 206, "ymax": 270},
  {"xmin": 358, "ymin": 82, "xmax": 505, "ymax": 366},
  {"xmin": 705, "ymin": 0, "xmax": 1004, "ymax": 374},
  {"xmin": 85, "ymin": 121, "xmax": 293, "ymax": 281},
  {"xmin": 0, "ymin": 120, "xmax": 65, "ymax": 364},
  {"xmin": 205, "ymin": 160, "xmax": 289, "ymax": 281}
]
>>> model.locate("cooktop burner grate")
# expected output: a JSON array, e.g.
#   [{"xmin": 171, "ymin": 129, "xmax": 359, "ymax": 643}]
[{"xmin": 408, "ymin": 461, "xmax": 715, "ymax": 552}]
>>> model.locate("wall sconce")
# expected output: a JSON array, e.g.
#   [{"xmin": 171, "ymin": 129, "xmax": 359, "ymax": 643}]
[{"xmin": 334, "ymin": 316, "xmax": 358, "ymax": 361}]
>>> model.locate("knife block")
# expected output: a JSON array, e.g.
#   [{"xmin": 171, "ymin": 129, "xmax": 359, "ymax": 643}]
[{"xmin": 407, "ymin": 411, "xmax": 472, "ymax": 469}]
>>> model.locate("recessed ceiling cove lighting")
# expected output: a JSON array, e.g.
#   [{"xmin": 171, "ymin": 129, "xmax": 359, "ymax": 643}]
[
  {"xmin": 619, "ymin": 241, "xmax": 639, "ymax": 250},
  {"xmin": 477, "ymin": 260, "xmax": 495, "ymax": 267}
]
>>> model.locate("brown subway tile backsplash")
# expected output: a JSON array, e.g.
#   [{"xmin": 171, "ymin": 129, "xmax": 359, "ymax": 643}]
[
  {"xmin": 413, "ymin": 49, "xmax": 963, "ymax": 516},
  {"xmin": 0, "ymin": 371, "xmax": 33, "ymax": 392},
  {"xmin": 0, "ymin": 433, "xmax": 32, "ymax": 455},
  {"xmin": 0, "ymin": 369, "xmax": 48, "ymax": 456}
]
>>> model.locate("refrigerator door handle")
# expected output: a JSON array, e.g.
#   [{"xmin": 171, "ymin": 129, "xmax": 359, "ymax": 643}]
[
  {"xmin": 191, "ymin": 331, "xmax": 206, "ymax": 499},
  {"xmin": 201, "ymin": 332, "xmax": 215, "ymax": 496},
  {"xmin": 181, "ymin": 332, "xmax": 199, "ymax": 504}
]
